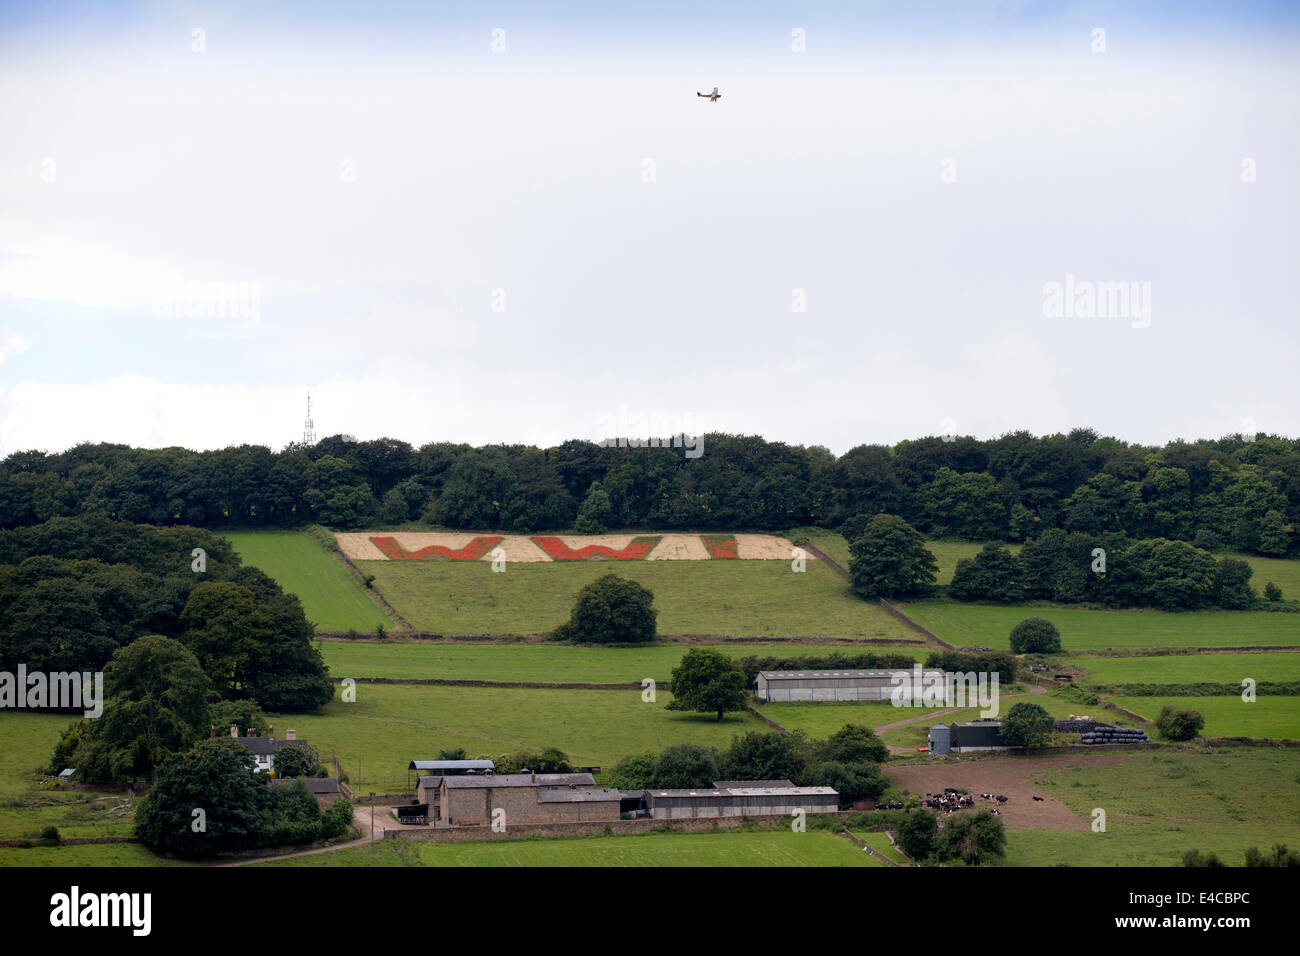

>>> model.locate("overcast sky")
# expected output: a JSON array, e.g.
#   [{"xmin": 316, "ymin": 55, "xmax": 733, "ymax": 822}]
[{"xmin": 1, "ymin": 1, "xmax": 1297, "ymax": 457}]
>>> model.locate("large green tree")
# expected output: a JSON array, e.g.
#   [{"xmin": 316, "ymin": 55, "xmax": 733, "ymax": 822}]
[
  {"xmin": 847, "ymin": 514, "xmax": 938, "ymax": 598},
  {"xmin": 665, "ymin": 648, "xmax": 748, "ymax": 721},
  {"xmin": 73, "ymin": 635, "xmax": 211, "ymax": 783},
  {"xmin": 553, "ymin": 573, "xmax": 657, "ymax": 644}
]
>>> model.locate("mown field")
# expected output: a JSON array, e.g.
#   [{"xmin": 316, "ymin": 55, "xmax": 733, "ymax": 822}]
[
  {"xmin": 226, "ymin": 531, "xmax": 390, "ymax": 632},
  {"xmin": 902, "ymin": 602, "xmax": 1300, "ymax": 651},
  {"xmin": 267, "ymin": 682, "xmax": 770, "ymax": 786},
  {"xmin": 1076, "ymin": 652, "xmax": 1300, "ymax": 687},
  {"xmin": 258, "ymin": 828, "xmax": 882, "ymax": 867},
  {"xmin": 362, "ymin": 557, "xmax": 916, "ymax": 639},
  {"xmin": 1000, "ymin": 748, "xmax": 1300, "ymax": 866},
  {"xmin": 1107, "ymin": 696, "xmax": 1300, "ymax": 739},
  {"xmin": 316, "ymin": 639, "xmax": 928, "ymax": 684}
]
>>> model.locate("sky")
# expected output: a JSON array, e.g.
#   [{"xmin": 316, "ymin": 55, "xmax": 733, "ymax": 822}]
[{"xmin": 0, "ymin": 1, "xmax": 1297, "ymax": 457}]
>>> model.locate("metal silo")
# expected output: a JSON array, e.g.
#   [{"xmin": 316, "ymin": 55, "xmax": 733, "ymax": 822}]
[{"xmin": 929, "ymin": 724, "xmax": 951, "ymax": 754}]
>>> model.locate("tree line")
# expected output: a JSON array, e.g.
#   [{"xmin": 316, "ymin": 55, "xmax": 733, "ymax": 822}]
[
  {"xmin": 0, "ymin": 516, "xmax": 333, "ymax": 713},
  {"xmin": 1, "ymin": 428, "xmax": 1295, "ymax": 555}
]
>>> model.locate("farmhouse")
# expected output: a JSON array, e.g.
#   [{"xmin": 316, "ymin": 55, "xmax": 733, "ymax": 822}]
[
  {"xmin": 229, "ymin": 725, "xmax": 307, "ymax": 773},
  {"xmin": 644, "ymin": 785, "xmax": 839, "ymax": 819},
  {"xmin": 432, "ymin": 772, "xmax": 621, "ymax": 827},
  {"xmin": 755, "ymin": 669, "xmax": 945, "ymax": 702}
]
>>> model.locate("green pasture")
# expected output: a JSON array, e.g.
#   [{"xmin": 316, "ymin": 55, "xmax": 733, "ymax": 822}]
[
  {"xmin": 1000, "ymin": 748, "xmax": 1300, "ymax": 866},
  {"xmin": 1075, "ymin": 652, "xmax": 1300, "ymax": 688},
  {"xmin": 362, "ymin": 557, "xmax": 916, "ymax": 640},
  {"xmin": 268, "ymin": 682, "xmax": 769, "ymax": 787},
  {"xmin": 226, "ymin": 531, "xmax": 389, "ymax": 632},
  {"xmin": 317, "ymin": 639, "xmax": 927, "ymax": 684},
  {"xmin": 259, "ymin": 828, "xmax": 881, "ymax": 867},
  {"xmin": 901, "ymin": 602, "xmax": 1300, "ymax": 651},
  {"xmin": 1108, "ymin": 696, "xmax": 1300, "ymax": 739}
]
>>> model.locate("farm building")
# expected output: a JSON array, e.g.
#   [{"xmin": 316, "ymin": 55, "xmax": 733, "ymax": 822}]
[
  {"xmin": 433, "ymin": 772, "xmax": 620, "ymax": 827},
  {"xmin": 270, "ymin": 776, "xmax": 342, "ymax": 807},
  {"xmin": 229, "ymin": 725, "xmax": 307, "ymax": 773},
  {"xmin": 712, "ymin": 779, "xmax": 796, "ymax": 789},
  {"xmin": 644, "ymin": 785, "xmax": 839, "ymax": 819},
  {"xmin": 754, "ymin": 669, "xmax": 945, "ymax": 702},
  {"xmin": 948, "ymin": 721, "xmax": 1006, "ymax": 752},
  {"xmin": 407, "ymin": 758, "xmax": 494, "ymax": 792}
]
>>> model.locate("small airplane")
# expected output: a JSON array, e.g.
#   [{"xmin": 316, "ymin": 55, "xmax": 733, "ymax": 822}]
[{"xmin": 697, "ymin": 86, "xmax": 722, "ymax": 102}]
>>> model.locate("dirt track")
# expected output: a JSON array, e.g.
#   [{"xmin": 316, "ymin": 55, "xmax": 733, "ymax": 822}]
[{"xmin": 884, "ymin": 753, "xmax": 1135, "ymax": 831}]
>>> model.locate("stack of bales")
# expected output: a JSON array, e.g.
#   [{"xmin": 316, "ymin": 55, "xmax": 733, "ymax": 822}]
[{"xmin": 1080, "ymin": 724, "xmax": 1151, "ymax": 745}]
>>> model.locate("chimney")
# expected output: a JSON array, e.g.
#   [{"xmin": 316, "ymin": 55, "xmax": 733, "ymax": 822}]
[
  {"xmin": 268, "ymin": 725, "xmax": 274, "ymax": 741},
  {"xmin": 230, "ymin": 724, "xmax": 238, "ymax": 738},
  {"xmin": 247, "ymin": 727, "xmax": 256, "ymax": 737},
  {"xmin": 530, "ymin": 770, "xmax": 535, "ymax": 784},
  {"xmin": 286, "ymin": 728, "xmax": 296, "ymax": 741},
  {"xmin": 209, "ymin": 726, "xmax": 216, "ymax": 739}
]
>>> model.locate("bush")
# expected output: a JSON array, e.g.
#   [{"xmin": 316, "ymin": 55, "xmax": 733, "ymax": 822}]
[
  {"xmin": 1156, "ymin": 706, "xmax": 1205, "ymax": 741},
  {"xmin": 1182, "ymin": 848, "xmax": 1225, "ymax": 867},
  {"xmin": 897, "ymin": 809, "xmax": 939, "ymax": 860},
  {"xmin": 1009, "ymin": 618, "xmax": 1061, "ymax": 654},
  {"xmin": 998, "ymin": 702, "xmax": 1054, "ymax": 748},
  {"xmin": 552, "ymin": 574, "xmax": 657, "ymax": 644},
  {"xmin": 938, "ymin": 809, "xmax": 1005, "ymax": 865},
  {"xmin": 272, "ymin": 743, "xmax": 323, "ymax": 779},
  {"xmin": 39, "ymin": 826, "xmax": 61, "ymax": 844},
  {"xmin": 321, "ymin": 799, "xmax": 355, "ymax": 839},
  {"xmin": 1265, "ymin": 581, "xmax": 1283, "ymax": 602}
]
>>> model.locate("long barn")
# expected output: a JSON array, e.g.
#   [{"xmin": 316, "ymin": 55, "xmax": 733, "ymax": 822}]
[{"xmin": 755, "ymin": 669, "xmax": 945, "ymax": 702}]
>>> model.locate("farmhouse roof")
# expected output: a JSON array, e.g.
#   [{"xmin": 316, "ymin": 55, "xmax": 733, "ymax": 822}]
[
  {"xmin": 271, "ymin": 777, "xmax": 341, "ymax": 794},
  {"xmin": 235, "ymin": 736, "xmax": 308, "ymax": 756},
  {"xmin": 408, "ymin": 760, "xmax": 495, "ymax": 771},
  {"xmin": 712, "ymin": 780, "xmax": 796, "ymax": 790},
  {"xmin": 442, "ymin": 773, "xmax": 595, "ymax": 790}
]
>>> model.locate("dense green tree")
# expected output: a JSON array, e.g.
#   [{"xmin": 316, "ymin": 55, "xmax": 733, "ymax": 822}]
[
  {"xmin": 847, "ymin": 514, "xmax": 938, "ymax": 598},
  {"xmin": 810, "ymin": 760, "xmax": 888, "ymax": 805},
  {"xmin": 723, "ymin": 731, "xmax": 806, "ymax": 783},
  {"xmin": 272, "ymin": 742, "xmax": 323, "ymax": 778},
  {"xmin": 650, "ymin": 743, "xmax": 722, "ymax": 789},
  {"xmin": 897, "ymin": 808, "xmax": 939, "ymax": 861},
  {"xmin": 816, "ymin": 723, "xmax": 889, "ymax": 765},
  {"xmin": 1258, "ymin": 510, "xmax": 1291, "ymax": 556},
  {"xmin": 74, "ymin": 636, "xmax": 211, "ymax": 783},
  {"xmin": 573, "ymin": 482, "xmax": 613, "ymax": 534},
  {"xmin": 665, "ymin": 648, "xmax": 749, "ymax": 721},
  {"xmin": 1156, "ymin": 706, "xmax": 1204, "ymax": 741},
  {"xmin": 949, "ymin": 544, "xmax": 1023, "ymax": 602},
  {"xmin": 552, "ymin": 573, "xmax": 657, "ymax": 644},
  {"xmin": 1008, "ymin": 618, "xmax": 1062, "ymax": 654},
  {"xmin": 608, "ymin": 751, "xmax": 658, "ymax": 790},
  {"xmin": 939, "ymin": 809, "xmax": 1006, "ymax": 865},
  {"xmin": 997, "ymin": 702, "xmax": 1054, "ymax": 748},
  {"xmin": 919, "ymin": 468, "xmax": 1006, "ymax": 539}
]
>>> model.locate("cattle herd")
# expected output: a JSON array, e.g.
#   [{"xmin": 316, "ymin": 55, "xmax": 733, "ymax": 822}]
[{"xmin": 874, "ymin": 789, "xmax": 1020, "ymax": 816}]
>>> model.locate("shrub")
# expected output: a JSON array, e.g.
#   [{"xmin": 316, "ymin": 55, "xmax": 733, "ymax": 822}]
[
  {"xmin": 1265, "ymin": 581, "xmax": 1283, "ymax": 602},
  {"xmin": 552, "ymin": 574, "xmax": 657, "ymax": 644},
  {"xmin": 1156, "ymin": 706, "xmax": 1205, "ymax": 741},
  {"xmin": 897, "ymin": 809, "xmax": 939, "ymax": 860},
  {"xmin": 1009, "ymin": 617, "xmax": 1061, "ymax": 654},
  {"xmin": 998, "ymin": 702, "xmax": 1054, "ymax": 748}
]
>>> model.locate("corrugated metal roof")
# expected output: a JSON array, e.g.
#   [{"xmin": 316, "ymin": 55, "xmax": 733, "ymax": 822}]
[
  {"xmin": 442, "ymin": 773, "xmax": 595, "ymax": 789},
  {"xmin": 647, "ymin": 786, "xmax": 838, "ymax": 797},
  {"xmin": 712, "ymin": 780, "xmax": 796, "ymax": 789},
  {"xmin": 756, "ymin": 669, "xmax": 945, "ymax": 679},
  {"xmin": 408, "ymin": 759, "xmax": 495, "ymax": 771}
]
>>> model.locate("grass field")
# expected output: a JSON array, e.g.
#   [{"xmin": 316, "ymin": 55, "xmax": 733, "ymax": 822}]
[
  {"xmin": 1107, "ymin": 696, "xmax": 1300, "ymax": 739},
  {"xmin": 0, "ymin": 844, "xmax": 174, "ymax": 867},
  {"xmin": 0, "ymin": 711, "xmax": 140, "ymax": 841},
  {"xmin": 874, "ymin": 693, "xmax": 1111, "ymax": 749},
  {"xmin": 227, "ymin": 531, "xmax": 390, "ymax": 632},
  {"xmin": 258, "ymin": 828, "xmax": 882, "ymax": 867},
  {"xmin": 362, "ymin": 557, "xmax": 917, "ymax": 639},
  {"xmin": 1001, "ymin": 748, "xmax": 1300, "ymax": 866},
  {"xmin": 854, "ymin": 830, "xmax": 909, "ymax": 863},
  {"xmin": 1075, "ymin": 652, "xmax": 1300, "ymax": 688},
  {"xmin": 268, "ymin": 682, "xmax": 771, "ymax": 786},
  {"xmin": 902, "ymin": 602, "xmax": 1300, "ymax": 651},
  {"xmin": 317, "ymin": 639, "xmax": 928, "ymax": 684}
]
